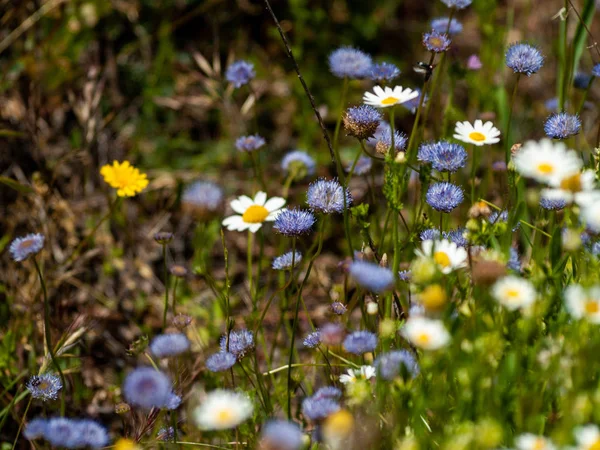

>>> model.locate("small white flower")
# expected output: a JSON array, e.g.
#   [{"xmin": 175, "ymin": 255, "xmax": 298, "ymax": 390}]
[
  {"xmin": 564, "ymin": 284, "xmax": 600, "ymax": 324},
  {"xmin": 363, "ymin": 85, "xmax": 419, "ymax": 108},
  {"xmin": 193, "ymin": 389, "xmax": 253, "ymax": 430},
  {"xmin": 339, "ymin": 366, "xmax": 376, "ymax": 384},
  {"xmin": 580, "ymin": 200, "xmax": 600, "ymax": 233},
  {"xmin": 453, "ymin": 119, "xmax": 501, "ymax": 146},
  {"xmin": 222, "ymin": 191, "xmax": 285, "ymax": 233},
  {"xmin": 416, "ymin": 239, "xmax": 468, "ymax": 274},
  {"xmin": 574, "ymin": 424, "xmax": 600, "ymax": 450},
  {"xmin": 401, "ymin": 317, "xmax": 450, "ymax": 350},
  {"xmin": 513, "ymin": 139, "xmax": 582, "ymax": 185},
  {"xmin": 515, "ymin": 433, "xmax": 556, "ymax": 450},
  {"xmin": 492, "ymin": 276, "xmax": 536, "ymax": 310}
]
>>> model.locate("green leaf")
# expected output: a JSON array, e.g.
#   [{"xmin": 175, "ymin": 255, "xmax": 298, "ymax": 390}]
[
  {"xmin": 0, "ymin": 176, "xmax": 34, "ymax": 194},
  {"xmin": 571, "ymin": 0, "xmax": 596, "ymax": 76}
]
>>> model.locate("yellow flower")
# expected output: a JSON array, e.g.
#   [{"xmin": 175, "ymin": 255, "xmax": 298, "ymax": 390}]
[
  {"xmin": 115, "ymin": 438, "xmax": 140, "ymax": 450},
  {"xmin": 100, "ymin": 160, "xmax": 149, "ymax": 197}
]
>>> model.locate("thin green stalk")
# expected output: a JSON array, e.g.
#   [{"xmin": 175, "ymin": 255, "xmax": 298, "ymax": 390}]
[
  {"xmin": 505, "ymin": 74, "xmax": 521, "ymax": 164},
  {"xmin": 11, "ymin": 396, "xmax": 31, "ymax": 450},
  {"xmin": 249, "ymin": 151, "xmax": 267, "ymax": 191},
  {"xmin": 162, "ymin": 244, "xmax": 169, "ymax": 330},
  {"xmin": 406, "ymin": 53, "xmax": 436, "ymax": 162},
  {"xmin": 171, "ymin": 278, "xmax": 179, "ymax": 317},
  {"xmin": 247, "ymin": 230, "xmax": 254, "ymax": 309},
  {"xmin": 287, "ymin": 219, "xmax": 326, "ymax": 419},
  {"xmin": 33, "ymin": 258, "xmax": 66, "ymax": 415},
  {"xmin": 470, "ymin": 144, "xmax": 478, "ymax": 203}
]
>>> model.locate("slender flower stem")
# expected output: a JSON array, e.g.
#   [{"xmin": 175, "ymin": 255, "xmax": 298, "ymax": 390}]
[
  {"xmin": 505, "ymin": 74, "xmax": 521, "ymax": 164},
  {"xmin": 33, "ymin": 257, "xmax": 66, "ymax": 414},
  {"xmin": 470, "ymin": 144, "xmax": 478, "ymax": 203},
  {"xmin": 249, "ymin": 151, "xmax": 267, "ymax": 191},
  {"xmin": 287, "ymin": 219, "xmax": 326, "ymax": 419},
  {"xmin": 247, "ymin": 230, "xmax": 255, "ymax": 308},
  {"xmin": 171, "ymin": 278, "xmax": 179, "ymax": 317},
  {"xmin": 162, "ymin": 244, "xmax": 169, "ymax": 330}
]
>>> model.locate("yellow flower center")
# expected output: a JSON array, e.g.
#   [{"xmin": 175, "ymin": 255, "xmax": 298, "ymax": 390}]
[
  {"xmin": 536, "ymin": 163, "xmax": 554, "ymax": 175},
  {"xmin": 588, "ymin": 440, "xmax": 600, "ymax": 450},
  {"xmin": 416, "ymin": 333, "xmax": 431, "ymax": 345},
  {"xmin": 420, "ymin": 284, "xmax": 447, "ymax": 311},
  {"xmin": 468, "ymin": 131, "xmax": 486, "ymax": 142},
  {"xmin": 434, "ymin": 251, "xmax": 451, "ymax": 268},
  {"xmin": 560, "ymin": 173, "xmax": 582, "ymax": 192},
  {"xmin": 505, "ymin": 289, "xmax": 520, "ymax": 301},
  {"xmin": 324, "ymin": 410, "xmax": 354, "ymax": 436},
  {"xmin": 585, "ymin": 301, "xmax": 599, "ymax": 314},
  {"xmin": 532, "ymin": 438, "xmax": 547, "ymax": 450},
  {"xmin": 381, "ymin": 96, "xmax": 399, "ymax": 105},
  {"xmin": 115, "ymin": 439, "xmax": 140, "ymax": 450},
  {"xmin": 428, "ymin": 37, "xmax": 444, "ymax": 48},
  {"xmin": 242, "ymin": 205, "xmax": 269, "ymax": 223},
  {"xmin": 216, "ymin": 408, "xmax": 234, "ymax": 425}
]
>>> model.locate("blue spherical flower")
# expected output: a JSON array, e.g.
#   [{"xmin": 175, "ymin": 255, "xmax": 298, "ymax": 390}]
[
  {"xmin": 544, "ymin": 112, "xmax": 581, "ymax": 139},
  {"xmin": 79, "ymin": 420, "xmax": 109, "ymax": 449},
  {"xmin": 261, "ymin": 420, "xmax": 304, "ymax": 450},
  {"xmin": 281, "ymin": 150, "xmax": 316, "ymax": 177},
  {"xmin": 505, "ymin": 42, "xmax": 544, "ymax": 76},
  {"xmin": 593, "ymin": 63, "xmax": 600, "ymax": 78},
  {"xmin": 488, "ymin": 210, "xmax": 508, "ymax": 224},
  {"xmin": 375, "ymin": 350, "xmax": 419, "ymax": 380},
  {"xmin": 182, "ymin": 181, "xmax": 223, "ymax": 213},
  {"xmin": 431, "ymin": 17, "xmax": 463, "ymax": 35},
  {"xmin": 166, "ymin": 393, "xmax": 182, "ymax": 410},
  {"xmin": 303, "ymin": 330, "xmax": 321, "ymax": 349},
  {"xmin": 366, "ymin": 121, "xmax": 408, "ymax": 154},
  {"xmin": 398, "ymin": 270, "xmax": 412, "ymax": 282},
  {"xmin": 420, "ymin": 228, "xmax": 441, "ymax": 241},
  {"xmin": 444, "ymin": 228, "xmax": 468, "ymax": 247},
  {"xmin": 123, "ymin": 367, "xmax": 173, "ymax": 410},
  {"xmin": 206, "ymin": 351, "xmax": 237, "ymax": 372},
  {"xmin": 24, "ymin": 418, "xmax": 48, "ymax": 440},
  {"xmin": 272, "ymin": 250, "xmax": 302, "ymax": 270},
  {"xmin": 346, "ymin": 155, "xmax": 372, "ymax": 175},
  {"xmin": 9, "ymin": 233, "xmax": 44, "ymax": 262},
  {"xmin": 44, "ymin": 418, "xmax": 84, "ymax": 448},
  {"xmin": 328, "ymin": 47, "xmax": 373, "ymax": 79},
  {"xmin": 369, "ymin": 62, "xmax": 401, "ymax": 82},
  {"xmin": 235, "ymin": 134, "xmax": 265, "ymax": 152},
  {"xmin": 507, "ymin": 248, "xmax": 521, "ymax": 272},
  {"xmin": 343, "ymin": 330, "xmax": 378, "ymax": 354},
  {"xmin": 158, "ymin": 426, "xmax": 176, "ymax": 442},
  {"xmin": 26, "ymin": 374, "xmax": 62, "ymax": 401},
  {"xmin": 348, "ymin": 260, "xmax": 394, "ymax": 293},
  {"xmin": 226, "ymin": 60, "xmax": 255, "ymax": 88},
  {"xmin": 150, "ymin": 333, "xmax": 190, "ymax": 358},
  {"xmin": 417, "ymin": 140, "xmax": 467, "ymax": 173},
  {"xmin": 423, "ymin": 30, "xmax": 451, "ymax": 53},
  {"xmin": 540, "ymin": 197, "xmax": 567, "ymax": 211},
  {"xmin": 426, "ymin": 182, "xmax": 464, "ymax": 213},
  {"xmin": 314, "ymin": 386, "xmax": 343, "ymax": 399},
  {"xmin": 274, "ymin": 208, "xmax": 316, "ymax": 237},
  {"xmin": 220, "ymin": 330, "xmax": 254, "ymax": 359},
  {"xmin": 330, "ymin": 301, "xmax": 347, "ymax": 315},
  {"xmin": 307, "ymin": 178, "xmax": 351, "ymax": 214},
  {"xmin": 574, "ymin": 72, "xmax": 592, "ymax": 89},
  {"xmin": 343, "ymin": 105, "xmax": 382, "ymax": 139},
  {"xmin": 440, "ymin": 0, "xmax": 472, "ymax": 9},
  {"xmin": 301, "ymin": 395, "xmax": 340, "ymax": 421}
]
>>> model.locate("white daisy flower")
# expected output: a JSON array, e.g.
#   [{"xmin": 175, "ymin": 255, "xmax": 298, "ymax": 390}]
[
  {"xmin": 574, "ymin": 424, "xmax": 600, "ymax": 450},
  {"xmin": 541, "ymin": 170, "xmax": 597, "ymax": 205},
  {"xmin": 513, "ymin": 139, "xmax": 582, "ymax": 185},
  {"xmin": 339, "ymin": 365, "xmax": 376, "ymax": 384},
  {"xmin": 193, "ymin": 389, "xmax": 253, "ymax": 430},
  {"xmin": 222, "ymin": 191, "xmax": 285, "ymax": 233},
  {"xmin": 564, "ymin": 284, "xmax": 600, "ymax": 324},
  {"xmin": 515, "ymin": 433, "xmax": 556, "ymax": 450},
  {"xmin": 453, "ymin": 119, "xmax": 501, "ymax": 146},
  {"xmin": 363, "ymin": 85, "xmax": 419, "ymax": 108},
  {"xmin": 416, "ymin": 239, "xmax": 468, "ymax": 274},
  {"xmin": 580, "ymin": 200, "xmax": 600, "ymax": 233},
  {"xmin": 491, "ymin": 275, "xmax": 536, "ymax": 310},
  {"xmin": 401, "ymin": 317, "xmax": 450, "ymax": 350}
]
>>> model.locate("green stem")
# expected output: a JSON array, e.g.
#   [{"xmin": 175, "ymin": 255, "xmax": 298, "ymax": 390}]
[
  {"xmin": 333, "ymin": 78, "xmax": 349, "ymax": 186},
  {"xmin": 470, "ymin": 145, "xmax": 478, "ymax": 203},
  {"xmin": 162, "ymin": 244, "xmax": 169, "ymax": 330},
  {"xmin": 171, "ymin": 278, "xmax": 179, "ymax": 317},
  {"xmin": 406, "ymin": 53, "xmax": 436, "ymax": 163},
  {"xmin": 287, "ymin": 219, "xmax": 326, "ymax": 419},
  {"xmin": 249, "ymin": 151, "xmax": 268, "ymax": 191},
  {"xmin": 33, "ymin": 258, "xmax": 66, "ymax": 415},
  {"xmin": 247, "ymin": 230, "xmax": 254, "ymax": 309},
  {"xmin": 505, "ymin": 74, "xmax": 521, "ymax": 164}
]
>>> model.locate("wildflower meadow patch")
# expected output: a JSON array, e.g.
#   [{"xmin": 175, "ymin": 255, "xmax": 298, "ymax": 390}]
[{"xmin": 3, "ymin": 0, "xmax": 600, "ymax": 449}]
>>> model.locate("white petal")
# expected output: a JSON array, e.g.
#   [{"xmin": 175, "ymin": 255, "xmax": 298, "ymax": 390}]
[
  {"xmin": 254, "ymin": 191, "xmax": 267, "ymax": 206},
  {"xmin": 264, "ymin": 196, "xmax": 286, "ymax": 212},
  {"xmin": 248, "ymin": 223, "xmax": 262, "ymax": 233},
  {"xmin": 237, "ymin": 195, "xmax": 254, "ymax": 209},
  {"xmin": 230, "ymin": 199, "xmax": 248, "ymax": 214},
  {"xmin": 222, "ymin": 215, "xmax": 242, "ymax": 226},
  {"xmin": 474, "ymin": 119, "xmax": 483, "ymax": 129},
  {"xmin": 373, "ymin": 86, "xmax": 385, "ymax": 96}
]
